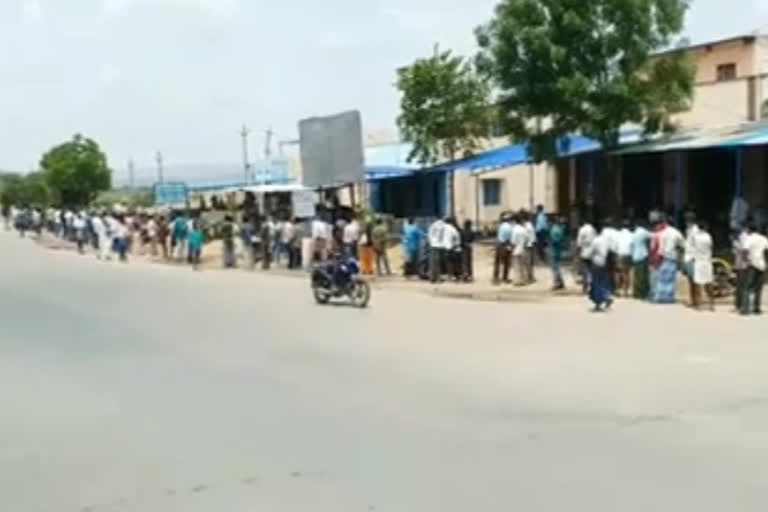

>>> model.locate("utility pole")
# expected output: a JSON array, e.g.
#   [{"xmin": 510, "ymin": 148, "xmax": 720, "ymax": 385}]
[
  {"xmin": 240, "ymin": 125, "xmax": 251, "ymax": 184},
  {"xmin": 263, "ymin": 127, "xmax": 274, "ymax": 185},
  {"xmin": 128, "ymin": 158, "xmax": 135, "ymax": 189},
  {"xmin": 155, "ymin": 151, "xmax": 164, "ymax": 184}
]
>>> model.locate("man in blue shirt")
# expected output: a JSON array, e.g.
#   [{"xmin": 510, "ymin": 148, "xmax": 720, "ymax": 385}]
[
  {"xmin": 402, "ymin": 218, "xmax": 424, "ymax": 278},
  {"xmin": 494, "ymin": 214, "xmax": 513, "ymax": 284}
]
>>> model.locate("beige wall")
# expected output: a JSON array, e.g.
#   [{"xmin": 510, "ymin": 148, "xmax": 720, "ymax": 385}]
[
  {"xmin": 675, "ymin": 79, "xmax": 751, "ymax": 129},
  {"xmin": 668, "ymin": 37, "xmax": 768, "ymax": 129},
  {"xmin": 687, "ymin": 38, "xmax": 757, "ymax": 83},
  {"xmin": 453, "ymin": 162, "xmax": 556, "ymax": 228}
]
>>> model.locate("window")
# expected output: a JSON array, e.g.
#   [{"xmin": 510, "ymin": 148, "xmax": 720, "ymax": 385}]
[
  {"xmin": 482, "ymin": 179, "xmax": 502, "ymax": 206},
  {"xmin": 716, "ymin": 63, "xmax": 737, "ymax": 81}
]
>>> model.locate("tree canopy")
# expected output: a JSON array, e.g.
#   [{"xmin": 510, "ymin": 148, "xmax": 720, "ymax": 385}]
[
  {"xmin": 0, "ymin": 172, "xmax": 50, "ymax": 208},
  {"xmin": 40, "ymin": 134, "xmax": 112, "ymax": 207},
  {"xmin": 396, "ymin": 49, "xmax": 493, "ymax": 165},
  {"xmin": 475, "ymin": 0, "xmax": 695, "ymax": 162}
]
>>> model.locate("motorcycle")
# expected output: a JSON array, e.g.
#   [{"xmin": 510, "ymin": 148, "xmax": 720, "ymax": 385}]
[{"xmin": 311, "ymin": 256, "xmax": 371, "ymax": 308}]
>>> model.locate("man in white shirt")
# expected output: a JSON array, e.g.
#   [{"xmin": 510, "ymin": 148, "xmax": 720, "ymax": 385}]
[
  {"xmin": 511, "ymin": 215, "xmax": 528, "ymax": 286},
  {"xmin": 442, "ymin": 218, "xmax": 461, "ymax": 280},
  {"xmin": 587, "ymin": 226, "xmax": 613, "ymax": 311},
  {"xmin": 311, "ymin": 215, "xmax": 329, "ymax": 262},
  {"xmin": 576, "ymin": 218, "xmax": 597, "ymax": 293},
  {"xmin": 523, "ymin": 211, "xmax": 536, "ymax": 284},
  {"xmin": 683, "ymin": 211, "xmax": 699, "ymax": 307},
  {"xmin": 427, "ymin": 217, "xmax": 446, "ymax": 283},
  {"xmin": 651, "ymin": 217, "xmax": 684, "ymax": 304},
  {"xmin": 73, "ymin": 213, "xmax": 87, "ymax": 254},
  {"xmin": 613, "ymin": 219, "xmax": 633, "ymax": 297},
  {"xmin": 342, "ymin": 217, "xmax": 360, "ymax": 258},
  {"xmin": 742, "ymin": 223, "xmax": 768, "ymax": 315}
]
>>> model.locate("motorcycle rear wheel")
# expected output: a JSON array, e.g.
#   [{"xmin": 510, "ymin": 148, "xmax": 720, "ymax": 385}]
[{"xmin": 313, "ymin": 287, "xmax": 331, "ymax": 305}]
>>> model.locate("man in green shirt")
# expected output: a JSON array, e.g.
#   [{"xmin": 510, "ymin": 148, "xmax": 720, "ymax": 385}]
[
  {"xmin": 549, "ymin": 216, "xmax": 566, "ymax": 291},
  {"xmin": 371, "ymin": 218, "xmax": 391, "ymax": 276}
]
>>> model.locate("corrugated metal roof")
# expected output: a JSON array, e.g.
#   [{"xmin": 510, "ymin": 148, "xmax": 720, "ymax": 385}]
[{"xmin": 613, "ymin": 122, "xmax": 768, "ymax": 154}]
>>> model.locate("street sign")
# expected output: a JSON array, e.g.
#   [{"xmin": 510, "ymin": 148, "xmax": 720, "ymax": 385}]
[
  {"xmin": 154, "ymin": 182, "xmax": 188, "ymax": 205},
  {"xmin": 292, "ymin": 189, "xmax": 316, "ymax": 218},
  {"xmin": 298, "ymin": 110, "xmax": 364, "ymax": 188}
]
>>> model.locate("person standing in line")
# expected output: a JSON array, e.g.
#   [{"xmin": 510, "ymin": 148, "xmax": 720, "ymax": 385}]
[
  {"xmin": 185, "ymin": 214, "xmax": 195, "ymax": 263},
  {"xmin": 615, "ymin": 219, "xmax": 633, "ymax": 297},
  {"xmin": 630, "ymin": 218, "xmax": 651, "ymax": 299},
  {"xmin": 460, "ymin": 219, "xmax": 475, "ymax": 282},
  {"xmin": 683, "ymin": 211, "xmax": 700, "ymax": 308},
  {"xmin": 522, "ymin": 210, "xmax": 536, "ymax": 284},
  {"xmin": 172, "ymin": 212, "xmax": 189, "ymax": 262},
  {"xmin": 691, "ymin": 220, "xmax": 715, "ymax": 311},
  {"xmin": 311, "ymin": 214, "xmax": 329, "ymax": 263},
  {"xmin": 92, "ymin": 213, "xmax": 108, "ymax": 260},
  {"xmin": 402, "ymin": 218, "xmax": 423, "ymax": 278},
  {"xmin": 261, "ymin": 217, "xmax": 272, "ymax": 270},
  {"xmin": 221, "ymin": 214, "xmax": 237, "ymax": 268},
  {"xmin": 1, "ymin": 203, "xmax": 10, "ymax": 231},
  {"xmin": 742, "ymin": 222, "xmax": 768, "ymax": 315},
  {"xmin": 601, "ymin": 217, "xmax": 619, "ymax": 295},
  {"xmin": 288, "ymin": 218, "xmax": 303, "ymax": 270},
  {"xmin": 343, "ymin": 215, "xmax": 360, "ymax": 259},
  {"xmin": 281, "ymin": 217, "xmax": 296, "ymax": 268},
  {"xmin": 188, "ymin": 219, "xmax": 204, "ymax": 271},
  {"xmin": 549, "ymin": 216, "xmax": 566, "ymax": 290},
  {"xmin": 442, "ymin": 217, "xmax": 462, "ymax": 280},
  {"xmin": 110, "ymin": 215, "xmax": 128, "ymax": 262},
  {"xmin": 587, "ymin": 223, "xmax": 613, "ymax": 312},
  {"xmin": 534, "ymin": 204, "xmax": 549, "ymax": 263},
  {"xmin": 31, "ymin": 208, "xmax": 42, "ymax": 238},
  {"xmin": 428, "ymin": 217, "xmax": 446, "ymax": 283},
  {"xmin": 157, "ymin": 215, "xmax": 170, "ymax": 260},
  {"xmin": 651, "ymin": 215, "xmax": 684, "ymax": 304},
  {"xmin": 73, "ymin": 212, "xmax": 87, "ymax": 254},
  {"xmin": 146, "ymin": 215, "xmax": 158, "ymax": 257},
  {"xmin": 576, "ymin": 216, "xmax": 597, "ymax": 294},
  {"xmin": 511, "ymin": 214, "xmax": 528, "ymax": 286},
  {"xmin": 733, "ymin": 223, "xmax": 749, "ymax": 313},
  {"xmin": 359, "ymin": 220, "xmax": 375, "ymax": 275},
  {"xmin": 371, "ymin": 217, "xmax": 391, "ymax": 276},
  {"xmin": 493, "ymin": 214, "xmax": 513, "ymax": 284}
]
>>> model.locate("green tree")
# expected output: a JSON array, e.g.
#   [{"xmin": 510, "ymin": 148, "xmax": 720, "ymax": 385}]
[
  {"xmin": 40, "ymin": 134, "xmax": 112, "ymax": 207},
  {"xmin": 475, "ymin": 0, "xmax": 695, "ymax": 162},
  {"xmin": 0, "ymin": 172, "xmax": 50, "ymax": 208},
  {"xmin": 397, "ymin": 49, "xmax": 493, "ymax": 165}
]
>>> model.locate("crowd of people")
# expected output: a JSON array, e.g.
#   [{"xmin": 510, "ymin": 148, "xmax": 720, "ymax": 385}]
[
  {"xmin": 571, "ymin": 210, "xmax": 768, "ymax": 314},
  {"xmin": 4, "ymin": 205, "xmax": 212, "ymax": 268},
  {"xmin": 4, "ymin": 200, "xmax": 767, "ymax": 315}
]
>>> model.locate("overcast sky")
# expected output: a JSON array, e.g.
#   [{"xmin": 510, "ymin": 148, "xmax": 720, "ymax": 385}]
[{"xmin": 0, "ymin": 0, "xmax": 766, "ymax": 180}]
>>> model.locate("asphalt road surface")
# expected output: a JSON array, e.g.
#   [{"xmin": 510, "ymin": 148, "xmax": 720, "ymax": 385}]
[{"xmin": 3, "ymin": 232, "xmax": 768, "ymax": 512}]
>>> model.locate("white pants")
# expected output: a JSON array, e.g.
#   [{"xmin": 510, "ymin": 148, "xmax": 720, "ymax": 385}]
[{"xmin": 99, "ymin": 234, "xmax": 111, "ymax": 260}]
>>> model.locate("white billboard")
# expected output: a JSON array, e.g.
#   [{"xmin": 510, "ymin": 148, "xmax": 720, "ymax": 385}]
[{"xmin": 298, "ymin": 110, "xmax": 364, "ymax": 188}]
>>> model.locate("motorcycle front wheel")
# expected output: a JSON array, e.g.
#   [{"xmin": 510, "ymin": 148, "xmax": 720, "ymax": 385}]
[{"xmin": 349, "ymin": 279, "xmax": 371, "ymax": 308}]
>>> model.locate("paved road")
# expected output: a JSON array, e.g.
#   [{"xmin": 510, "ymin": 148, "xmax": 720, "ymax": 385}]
[{"xmin": 2, "ymin": 232, "xmax": 768, "ymax": 511}]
